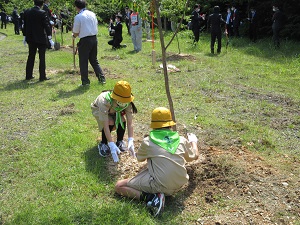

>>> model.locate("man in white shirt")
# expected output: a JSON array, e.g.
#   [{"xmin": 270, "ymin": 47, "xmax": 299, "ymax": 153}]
[{"xmin": 72, "ymin": 0, "xmax": 105, "ymax": 86}]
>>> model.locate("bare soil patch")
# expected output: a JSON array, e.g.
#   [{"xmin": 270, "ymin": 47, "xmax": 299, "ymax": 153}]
[{"xmin": 166, "ymin": 53, "xmax": 197, "ymax": 62}]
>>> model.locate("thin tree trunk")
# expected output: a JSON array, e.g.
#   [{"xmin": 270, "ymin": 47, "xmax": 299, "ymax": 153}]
[
  {"xmin": 154, "ymin": 0, "xmax": 176, "ymax": 130},
  {"xmin": 176, "ymin": 33, "xmax": 181, "ymax": 54}
]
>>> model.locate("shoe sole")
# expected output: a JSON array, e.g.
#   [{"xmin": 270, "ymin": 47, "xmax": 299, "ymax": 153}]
[{"xmin": 154, "ymin": 193, "xmax": 165, "ymax": 217}]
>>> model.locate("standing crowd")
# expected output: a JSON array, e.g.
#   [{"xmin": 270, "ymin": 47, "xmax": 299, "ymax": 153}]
[{"xmin": 191, "ymin": 3, "xmax": 286, "ymax": 54}]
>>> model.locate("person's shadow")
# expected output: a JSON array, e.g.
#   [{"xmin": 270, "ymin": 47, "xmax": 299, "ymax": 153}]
[
  {"xmin": 83, "ymin": 146, "xmax": 113, "ymax": 184},
  {"xmin": 55, "ymin": 85, "xmax": 90, "ymax": 100}
]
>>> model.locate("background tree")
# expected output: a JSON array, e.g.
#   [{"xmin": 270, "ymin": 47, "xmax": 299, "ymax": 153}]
[{"xmin": 1, "ymin": 0, "xmax": 299, "ymax": 40}]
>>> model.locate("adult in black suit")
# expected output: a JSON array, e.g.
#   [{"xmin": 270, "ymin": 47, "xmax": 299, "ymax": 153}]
[
  {"xmin": 191, "ymin": 4, "xmax": 204, "ymax": 43},
  {"xmin": 248, "ymin": 7, "xmax": 258, "ymax": 42},
  {"xmin": 0, "ymin": 10, "xmax": 7, "ymax": 29},
  {"xmin": 272, "ymin": 5, "xmax": 286, "ymax": 48},
  {"xmin": 124, "ymin": 7, "xmax": 131, "ymax": 35},
  {"xmin": 43, "ymin": 0, "xmax": 54, "ymax": 49},
  {"xmin": 23, "ymin": 0, "xmax": 53, "ymax": 81},
  {"xmin": 207, "ymin": 6, "xmax": 225, "ymax": 54},
  {"xmin": 43, "ymin": 0, "xmax": 55, "ymax": 26},
  {"xmin": 42, "ymin": 0, "xmax": 51, "ymax": 19},
  {"xmin": 12, "ymin": 7, "xmax": 20, "ymax": 34},
  {"xmin": 108, "ymin": 14, "xmax": 124, "ymax": 49},
  {"xmin": 231, "ymin": 5, "xmax": 240, "ymax": 37}
]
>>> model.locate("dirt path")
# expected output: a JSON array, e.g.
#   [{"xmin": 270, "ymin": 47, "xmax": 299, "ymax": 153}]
[{"xmin": 0, "ymin": 32, "xmax": 6, "ymax": 41}]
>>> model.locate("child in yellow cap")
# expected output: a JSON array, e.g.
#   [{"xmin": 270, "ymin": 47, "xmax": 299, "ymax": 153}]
[
  {"xmin": 115, "ymin": 107, "xmax": 199, "ymax": 217},
  {"xmin": 91, "ymin": 80, "xmax": 137, "ymax": 162}
]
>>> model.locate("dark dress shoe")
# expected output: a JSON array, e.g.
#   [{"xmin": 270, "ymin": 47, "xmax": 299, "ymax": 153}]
[
  {"xmin": 25, "ymin": 76, "xmax": 35, "ymax": 80},
  {"xmin": 39, "ymin": 77, "xmax": 50, "ymax": 81}
]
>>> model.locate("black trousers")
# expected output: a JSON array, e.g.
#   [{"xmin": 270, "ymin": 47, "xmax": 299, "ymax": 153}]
[
  {"xmin": 108, "ymin": 37, "xmax": 122, "ymax": 48},
  {"xmin": 272, "ymin": 26, "xmax": 281, "ymax": 47},
  {"xmin": 125, "ymin": 19, "xmax": 130, "ymax": 35},
  {"xmin": 249, "ymin": 24, "xmax": 257, "ymax": 42},
  {"xmin": 233, "ymin": 24, "xmax": 239, "ymax": 37},
  {"xmin": 26, "ymin": 42, "xmax": 47, "ymax": 80},
  {"xmin": 77, "ymin": 35, "xmax": 103, "ymax": 85},
  {"xmin": 1, "ymin": 20, "xmax": 6, "ymax": 29},
  {"xmin": 192, "ymin": 27, "xmax": 200, "ymax": 43},
  {"xmin": 13, "ymin": 20, "xmax": 19, "ymax": 34},
  {"xmin": 101, "ymin": 122, "xmax": 126, "ymax": 144},
  {"xmin": 211, "ymin": 30, "xmax": 222, "ymax": 53}
]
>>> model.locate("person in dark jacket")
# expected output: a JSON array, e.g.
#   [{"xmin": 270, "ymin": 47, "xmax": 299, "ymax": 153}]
[
  {"xmin": 231, "ymin": 5, "xmax": 240, "ymax": 37},
  {"xmin": 0, "ymin": 10, "xmax": 7, "ymax": 29},
  {"xmin": 248, "ymin": 7, "xmax": 258, "ymax": 42},
  {"xmin": 207, "ymin": 6, "xmax": 225, "ymax": 54},
  {"xmin": 124, "ymin": 7, "xmax": 131, "ymax": 35},
  {"xmin": 191, "ymin": 4, "xmax": 205, "ymax": 43},
  {"xmin": 272, "ymin": 5, "xmax": 285, "ymax": 48},
  {"xmin": 23, "ymin": 0, "xmax": 53, "ymax": 81},
  {"xmin": 108, "ymin": 14, "xmax": 124, "ymax": 49},
  {"xmin": 12, "ymin": 7, "xmax": 20, "ymax": 34}
]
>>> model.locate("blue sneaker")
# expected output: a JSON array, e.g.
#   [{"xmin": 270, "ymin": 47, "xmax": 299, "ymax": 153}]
[
  {"xmin": 146, "ymin": 193, "xmax": 165, "ymax": 217},
  {"xmin": 98, "ymin": 143, "xmax": 110, "ymax": 157}
]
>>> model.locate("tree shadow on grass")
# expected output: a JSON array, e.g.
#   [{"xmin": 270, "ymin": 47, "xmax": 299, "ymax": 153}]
[
  {"xmin": 226, "ymin": 37, "xmax": 300, "ymax": 62},
  {"xmin": 2, "ymin": 79, "xmax": 39, "ymax": 91},
  {"xmin": 2, "ymin": 78, "xmax": 84, "ymax": 92}
]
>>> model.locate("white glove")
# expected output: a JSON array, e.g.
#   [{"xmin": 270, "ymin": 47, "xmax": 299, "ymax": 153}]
[
  {"xmin": 23, "ymin": 36, "xmax": 27, "ymax": 46},
  {"xmin": 49, "ymin": 39, "xmax": 55, "ymax": 48},
  {"xmin": 128, "ymin": 137, "xmax": 136, "ymax": 157},
  {"xmin": 50, "ymin": 20, "xmax": 55, "ymax": 26},
  {"xmin": 108, "ymin": 142, "xmax": 121, "ymax": 162},
  {"xmin": 187, "ymin": 133, "xmax": 198, "ymax": 143}
]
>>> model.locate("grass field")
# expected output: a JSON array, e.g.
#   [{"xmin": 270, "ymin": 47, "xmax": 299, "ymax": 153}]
[{"xmin": 0, "ymin": 23, "xmax": 299, "ymax": 224}]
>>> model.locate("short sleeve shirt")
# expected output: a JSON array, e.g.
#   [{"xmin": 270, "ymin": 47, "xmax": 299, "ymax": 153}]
[
  {"xmin": 73, "ymin": 9, "xmax": 98, "ymax": 38},
  {"xmin": 91, "ymin": 91, "xmax": 133, "ymax": 122}
]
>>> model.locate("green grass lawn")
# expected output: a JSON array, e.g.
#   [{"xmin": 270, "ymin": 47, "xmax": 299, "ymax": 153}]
[{"xmin": 0, "ymin": 23, "xmax": 299, "ymax": 224}]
